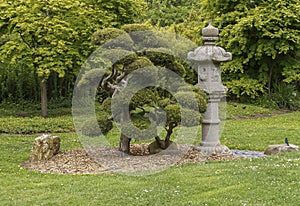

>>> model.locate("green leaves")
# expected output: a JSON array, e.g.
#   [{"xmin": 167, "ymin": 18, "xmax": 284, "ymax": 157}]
[
  {"xmin": 0, "ymin": 0, "xmax": 86, "ymax": 79},
  {"xmin": 0, "ymin": 116, "xmax": 74, "ymax": 134},
  {"xmin": 87, "ymin": 25, "xmax": 207, "ymax": 141},
  {"xmin": 225, "ymin": 77, "xmax": 265, "ymax": 99},
  {"xmin": 144, "ymin": 0, "xmax": 201, "ymax": 27},
  {"xmin": 205, "ymin": 0, "xmax": 300, "ymax": 99}
]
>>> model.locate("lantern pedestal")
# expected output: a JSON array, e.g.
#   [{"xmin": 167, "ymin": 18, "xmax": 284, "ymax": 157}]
[{"xmin": 195, "ymin": 92, "xmax": 231, "ymax": 155}]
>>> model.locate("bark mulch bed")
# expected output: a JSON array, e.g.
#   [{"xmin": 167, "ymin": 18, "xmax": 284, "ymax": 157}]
[{"xmin": 21, "ymin": 143, "xmax": 240, "ymax": 175}]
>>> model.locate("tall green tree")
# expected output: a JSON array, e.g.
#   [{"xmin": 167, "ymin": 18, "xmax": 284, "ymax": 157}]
[
  {"xmin": 0, "ymin": 0, "xmax": 91, "ymax": 117},
  {"xmin": 0, "ymin": 0, "xmax": 146, "ymax": 117}
]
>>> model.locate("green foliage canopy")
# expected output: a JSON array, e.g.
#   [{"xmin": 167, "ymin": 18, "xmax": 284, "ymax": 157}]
[
  {"xmin": 0, "ymin": 0, "xmax": 93, "ymax": 80},
  {"xmin": 158, "ymin": 0, "xmax": 300, "ymax": 102},
  {"xmin": 144, "ymin": 0, "xmax": 201, "ymax": 27},
  {"xmin": 0, "ymin": 0, "xmax": 146, "ymax": 115},
  {"xmin": 200, "ymin": 0, "xmax": 300, "ymax": 99}
]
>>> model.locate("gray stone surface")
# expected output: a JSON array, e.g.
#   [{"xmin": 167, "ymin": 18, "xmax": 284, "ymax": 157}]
[
  {"xmin": 232, "ymin": 150, "xmax": 267, "ymax": 158},
  {"xmin": 264, "ymin": 144, "xmax": 299, "ymax": 155},
  {"xmin": 187, "ymin": 23, "xmax": 232, "ymax": 155},
  {"xmin": 30, "ymin": 134, "xmax": 61, "ymax": 161}
]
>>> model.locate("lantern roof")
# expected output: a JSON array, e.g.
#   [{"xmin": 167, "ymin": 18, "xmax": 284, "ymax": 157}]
[
  {"xmin": 202, "ymin": 22, "xmax": 219, "ymax": 44},
  {"xmin": 187, "ymin": 23, "xmax": 232, "ymax": 62}
]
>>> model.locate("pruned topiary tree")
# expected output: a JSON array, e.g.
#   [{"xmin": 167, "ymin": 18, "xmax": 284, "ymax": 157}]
[{"xmin": 78, "ymin": 24, "xmax": 207, "ymax": 154}]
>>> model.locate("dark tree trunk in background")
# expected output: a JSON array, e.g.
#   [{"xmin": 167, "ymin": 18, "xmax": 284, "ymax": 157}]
[
  {"xmin": 40, "ymin": 78, "xmax": 48, "ymax": 118},
  {"xmin": 268, "ymin": 66, "xmax": 273, "ymax": 95}
]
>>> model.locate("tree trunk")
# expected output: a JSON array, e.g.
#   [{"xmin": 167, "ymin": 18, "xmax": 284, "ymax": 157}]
[
  {"xmin": 118, "ymin": 107, "xmax": 131, "ymax": 154},
  {"xmin": 40, "ymin": 78, "xmax": 48, "ymax": 118},
  {"xmin": 155, "ymin": 136, "xmax": 164, "ymax": 148},
  {"xmin": 164, "ymin": 123, "xmax": 175, "ymax": 147},
  {"xmin": 119, "ymin": 133, "xmax": 131, "ymax": 154},
  {"xmin": 268, "ymin": 66, "xmax": 273, "ymax": 95}
]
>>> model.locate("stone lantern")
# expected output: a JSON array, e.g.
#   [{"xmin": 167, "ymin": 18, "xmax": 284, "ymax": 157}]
[{"xmin": 187, "ymin": 23, "xmax": 232, "ymax": 155}]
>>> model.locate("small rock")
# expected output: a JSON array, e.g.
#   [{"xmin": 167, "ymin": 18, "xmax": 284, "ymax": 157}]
[
  {"xmin": 30, "ymin": 134, "xmax": 61, "ymax": 161},
  {"xmin": 264, "ymin": 144, "xmax": 299, "ymax": 155}
]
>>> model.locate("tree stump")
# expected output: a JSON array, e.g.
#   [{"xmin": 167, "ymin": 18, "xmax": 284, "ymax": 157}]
[{"xmin": 30, "ymin": 134, "xmax": 61, "ymax": 161}]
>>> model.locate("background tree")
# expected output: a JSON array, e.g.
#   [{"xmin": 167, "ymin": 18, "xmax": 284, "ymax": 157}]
[
  {"xmin": 199, "ymin": 0, "xmax": 300, "ymax": 103},
  {"xmin": 0, "ymin": 0, "xmax": 146, "ymax": 116},
  {"xmin": 146, "ymin": 0, "xmax": 299, "ymax": 108},
  {"xmin": 88, "ymin": 0, "xmax": 146, "ymax": 27},
  {"xmin": 144, "ymin": 0, "xmax": 201, "ymax": 27}
]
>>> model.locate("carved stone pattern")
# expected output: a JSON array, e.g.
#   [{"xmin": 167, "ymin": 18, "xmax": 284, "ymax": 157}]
[
  {"xmin": 211, "ymin": 66, "xmax": 221, "ymax": 82},
  {"xmin": 198, "ymin": 66, "xmax": 208, "ymax": 81}
]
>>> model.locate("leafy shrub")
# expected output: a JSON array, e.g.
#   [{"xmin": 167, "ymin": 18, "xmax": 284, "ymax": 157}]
[
  {"xmin": 176, "ymin": 85, "xmax": 207, "ymax": 113},
  {"xmin": 92, "ymin": 27, "xmax": 135, "ymax": 51},
  {"xmin": 180, "ymin": 107, "xmax": 202, "ymax": 126},
  {"xmin": 81, "ymin": 114, "xmax": 113, "ymax": 137},
  {"xmin": 253, "ymin": 95, "xmax": 278, "ymax": 109},
  {"xmin": 0, "ymin": 116, "xmax": 74, "ymax": 134},
  {"xmin": 131, "ymin": 112, "xmax": 151, "ymax": 129},
  {"xmin": 131, "ymin": 88, "xmax": 156, "ymax": 108},
  {"xmin": 120, "ymin": 120, "xmax": 157, "ymax": 140},
  {"xmin": 225, "ymin": 77, "xmax": 265, "ymax": 99},
  {"xmin": 158, "ymin": 98, "xmax": 171, "ymax": 108},
  {"xmin": 101, "ymin": 98, "xmax": 112, "ymax": 113},
  {"xmin": 97, "ymin": 114, "xmax": 113, "ymax": 135},
  {"xmin": 121, "ymin": 23, "xmax": 152, "ymax": 33},
  {"xmin": 271, "ymin": 82, "xmax": 299, "ymax": 110},
  {"xmin": 0, "ymin": 99, "xmax": 72, "ymax": 118},
  {"xmin": 255, "ymin": 82, "xmax": 300, "ymax": 110},
  {"xmin": 144, "ymin": 50, "xmax": 186, "ymax": 77},
  {"xmin": 91, "ymin": 28, "xmax": 128, "ymax": 46},
  {"xmin": 125, "ymin": 57, "xmax": 154, "ymax": 74},
  {"xmin": 164, "ymin": 104, "xmax": 181, "ymax": 123},
  {"xmin": 95, "ymin": 48, "xmax": 134, "ymax": 64},
  {"xmin": 77, "ymin": 69, "xmax": 106, "ymax": 88},
  {"xmin": 84, "ymin": 51, "xmax": 112, "ymax": 68},
  {"xmin": 48, "ymin": 98, "xmax": 72, "ymax": 109}
]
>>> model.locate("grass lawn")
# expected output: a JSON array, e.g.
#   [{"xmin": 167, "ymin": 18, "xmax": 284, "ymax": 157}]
[
  {"xmin": 0, "ymin": 103, "xmax": 300, "ymax": 205},
  {"xmin": 222, "ymin": 111, "xmax": 300, "ymax": 151}
]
